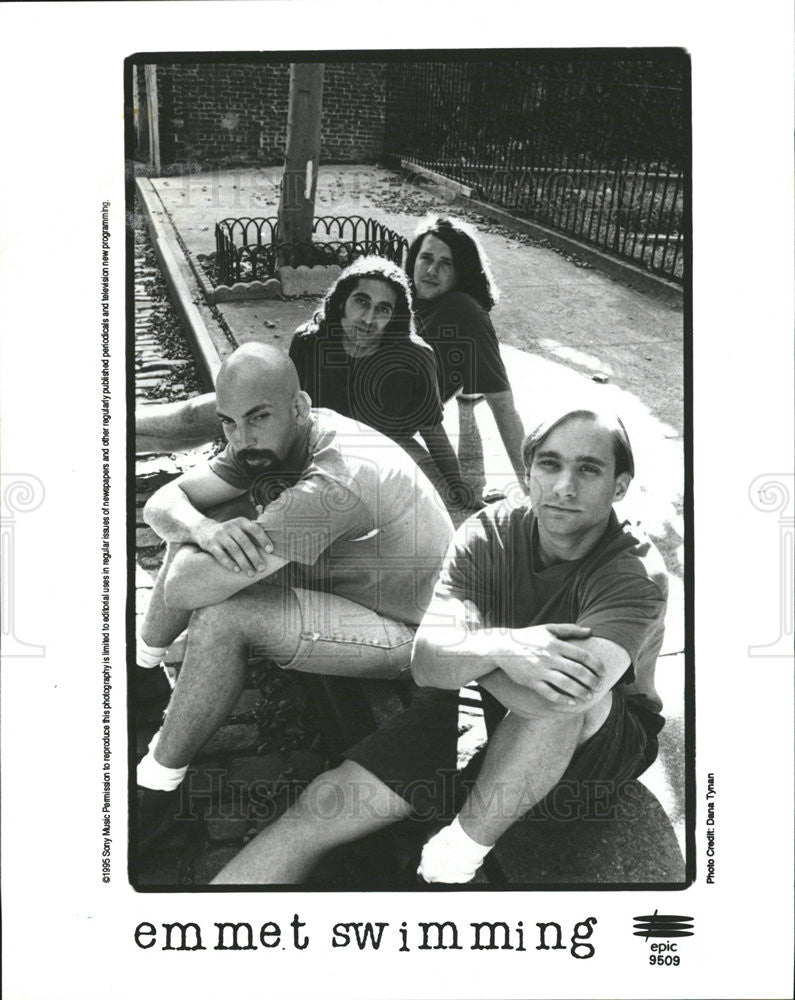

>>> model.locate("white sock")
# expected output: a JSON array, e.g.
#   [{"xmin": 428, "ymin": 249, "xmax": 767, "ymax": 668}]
[
  {"xmin": 137, "ymin": 732, "xmax": 188, "ymax": 792},
  {"xmin": 137, "ymin": 637, "xmax": 168, "ymax": 669},
  {"xmin": 417, "ymin": 816, "xmax": 494, "ymax": 883}
]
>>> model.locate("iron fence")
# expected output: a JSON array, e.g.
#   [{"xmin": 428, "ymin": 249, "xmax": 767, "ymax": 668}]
[
  {"xmin": 214, "ymin": 215, "xmax": 408, "ymax": 286},
  {"xmin": 385, "ymin": 57, "xmax": 687, "ymax": 283}
]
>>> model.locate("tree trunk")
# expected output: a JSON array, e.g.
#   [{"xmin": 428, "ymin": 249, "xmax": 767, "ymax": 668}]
[{"xmin": 277, "ymin": 63, "xmax": 325, "ymax": 265}]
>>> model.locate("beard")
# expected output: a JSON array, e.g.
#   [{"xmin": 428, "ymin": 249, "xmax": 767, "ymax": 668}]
[{"xmin": 238, "ymin": 448, "xmax": 281, "ymax": 471}]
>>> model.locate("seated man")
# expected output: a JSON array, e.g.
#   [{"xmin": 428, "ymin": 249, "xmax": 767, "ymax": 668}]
[
  {"xmin": 135, "ymin": 342, "xmax": 454, "ymax": 849},
  {"xmin": 211, "ymin": 406, "xmax": 668, "ymax": 885}
]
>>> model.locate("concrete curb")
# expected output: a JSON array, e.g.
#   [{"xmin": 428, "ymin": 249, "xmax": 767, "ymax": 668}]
[
  {"xmin": 395, "ymin": 161, "xmax": 683, "ymax": 308},
  {"xmin": 400, "ymin": 158, "xmax": 475, "ymax": 198},
  {"xmin": 135, "ymin": 177, "xmax": 225, "ymax": 386},
  {"xmin": 186, "ymin": 249, "xmax": 220, "ymax": 306}
]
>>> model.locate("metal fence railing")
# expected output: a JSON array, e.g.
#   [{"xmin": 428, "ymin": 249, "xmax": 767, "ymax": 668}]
[
  {"xmin": 214, "ymin": 215, "xmax": 408, "ymax": 286},
  {"xmin": 385, "ymin": 57, "xmax": 687, "ymax": 284}
]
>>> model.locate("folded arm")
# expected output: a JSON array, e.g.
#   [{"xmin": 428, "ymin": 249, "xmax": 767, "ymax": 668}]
[
  {"xmin": 412, "ymin": 593, "xmax": 630, "ymax": 716},
  {"xmin": 479, "ymin": 635, "xmax": 630, "ymax": 719},
  {"xmin": 411, "ymin": 594, "xmax": 507, "ymax": 690},
  {"xmin": 144, "ymin": 464, "xmax": 279, "ymax": 594},
  {"xmin": 143, "ymin": 465, "xmax": 245, "ymax": 544}
]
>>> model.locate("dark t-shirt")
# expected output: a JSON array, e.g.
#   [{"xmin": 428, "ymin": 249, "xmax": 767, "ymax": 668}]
[
  {"xmin": 414, "ymin": 290, "xmax": 511, "ymax": 400},
  {"xmin": 435, "ymin": 503, "xmax": 669, "ymax": 712},
  {"xmin": 289, "ymin": 323, "xmax": 443, "ymax": 440}
]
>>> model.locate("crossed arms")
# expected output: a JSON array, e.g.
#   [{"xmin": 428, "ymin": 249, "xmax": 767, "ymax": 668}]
[
  {"xmin": 146, "ymin": 464, "xmax": 632, "ymax": 714},
  {"xmin": 144, "ymin": 465, "xmax": 286, "ymax": 609},
  {"xmin": 411, "ymin": 592, "xmax": 631, "ymax": 718}
]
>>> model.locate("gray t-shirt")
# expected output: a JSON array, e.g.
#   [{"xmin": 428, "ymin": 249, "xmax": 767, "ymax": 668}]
[
  {"xmin": 210, "ymin": 408, "xmax": 454, "ymax": 626},
  {"xmin": 436, "ymin": 504, "xmax": 668, "ymax": 712}
]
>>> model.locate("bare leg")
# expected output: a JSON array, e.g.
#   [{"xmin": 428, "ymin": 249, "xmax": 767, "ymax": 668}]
[
  {"xmin": 153, "ymin": 585, "xmax": 301, "ymax": 769},
  {"xmin": 136, "ymin": 392, "xmax": 221, "ymax": 454},
  {"xmin": 151, "ymin": 575, "xmax": 410, "ymax": 772},
  {"xmin": 139, "ymin": 496, "xmax": 258, "ymax": 651},
  {"xmin": 139, "ymin": 543, "xmax": 191, "ymax": 649},
  {"xmin": 212, "ymin": 761, "xmax": 411, "ymax": 884},
  {"xmin": 456, "ymin": 395, "xmax": 487, "ymax": 496},
  {"xmin": 458, "ymin": 713, "xmax": 581, "ymax": 845},
  {"xmin": 483, "ymin": 389, "xmax": 526, "ymax": 482},
  {"xmin": 458, "ymin": 695, "xmax": 612, "ymax": 846}
]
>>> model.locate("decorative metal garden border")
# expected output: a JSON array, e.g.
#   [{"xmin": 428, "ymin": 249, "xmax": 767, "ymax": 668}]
[{"xmin": 214, "ymin": 215, "xmax": 408, "ymax": 287}]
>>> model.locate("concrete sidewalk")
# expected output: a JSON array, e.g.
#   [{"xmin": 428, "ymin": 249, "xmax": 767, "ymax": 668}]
[
  {"xmin": 139, "ymin": 163, "xmax": 687, "ymax": 858},
  {"xmin": 151, "ymin": 165, "xmax": 682, "ymax": 416},
  {"xmin": 145, "ymin": 165, "xmax": 684, "ymax": 603}
]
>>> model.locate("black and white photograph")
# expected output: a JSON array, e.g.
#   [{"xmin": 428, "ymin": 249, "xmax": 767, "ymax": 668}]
[
  {"xmin": 129, "ymin": 51, "xmax": 690, "ymax": 891},
  {"xmin": 1, "ymin": 4, "xmax": 792, "ymax": 999}
]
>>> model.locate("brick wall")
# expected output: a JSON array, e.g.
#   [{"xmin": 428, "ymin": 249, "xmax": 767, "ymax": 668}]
[
  {"xmin": 322, "ymin": 63, "xmax": 385, "ymax": 162},
  {"xmin": 151, "ymin": 63, "xmax": 386, "ymax": 168}
]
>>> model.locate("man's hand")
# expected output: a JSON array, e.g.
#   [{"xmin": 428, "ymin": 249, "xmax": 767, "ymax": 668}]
[
  {"xmin": 192, "ymin": 517, "xmax": 274, "ymax": 576},
  {"xmin": 496, "ymin": 623, "xmax": 604, "ymax": 707}
]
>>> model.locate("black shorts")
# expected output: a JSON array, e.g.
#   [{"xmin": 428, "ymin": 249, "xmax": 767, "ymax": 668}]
[{"xmin": 344, "ymin": 685, "xmax": 664, "ymax": 822}]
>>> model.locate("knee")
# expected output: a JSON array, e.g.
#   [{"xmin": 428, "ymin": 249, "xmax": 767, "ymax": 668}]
[
  {"xmin": 290, "ymin": 767, "xmax": 353, "ymax": 824},
  {"xmin": 578, "ymin": 692, "xmax": 613, "ymax": 743},
  {"xmin": 162, "ymin": 545, "xmax": 207, "ymax": 609},
  {"xmin": 292, "ymin": 762, "xmax": 390, "ymax": 825},
  {"xmin": 185, "ymin": 601, "xmax": 240, "ymax": 642},
  {"xmin": 186, "ymin": 587, "xmax": 295, "ymax": 650},
  {"xmin": 502, "ymin": 705, "xmax": 587, "ymax": 735}
]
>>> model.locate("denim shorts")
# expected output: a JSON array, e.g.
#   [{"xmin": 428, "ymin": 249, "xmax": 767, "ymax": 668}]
[{"xmin": 279, "ymin": 586, "xmax": 416, "ymax": 680}]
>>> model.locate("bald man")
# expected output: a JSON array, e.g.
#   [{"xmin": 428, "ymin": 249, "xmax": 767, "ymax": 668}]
[{"xmin": 135, "ymin": 343, "xmax": 454, "ymax": 852}]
